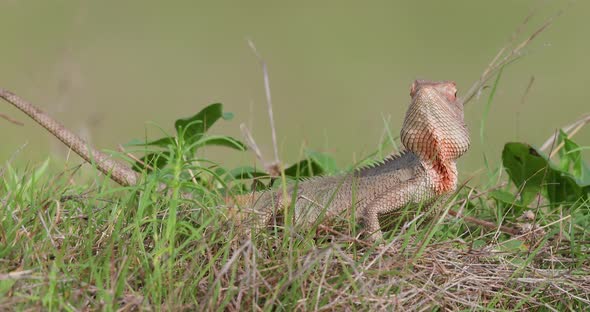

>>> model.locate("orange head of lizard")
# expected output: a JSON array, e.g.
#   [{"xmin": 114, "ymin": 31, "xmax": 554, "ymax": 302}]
[
  {"xmin": 401, "ymin": 79, "xmax": 470, "ymax": 194},
  {"xmin": 401, "ymin": 79, "xmax": 470, "ymax": 162}
]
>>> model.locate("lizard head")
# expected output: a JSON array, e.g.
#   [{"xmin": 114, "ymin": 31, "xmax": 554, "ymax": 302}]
[{"xmin": 401, "ymin": 80, "xmax": 470, "ymax": 163}]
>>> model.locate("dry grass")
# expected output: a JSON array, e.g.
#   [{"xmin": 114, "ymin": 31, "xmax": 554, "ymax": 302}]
[
  {"xmin": 194, "ymin": 224, "xmax": 590, "ymax": 311},
  {"xmin": 2, "ymin": 175, "xmax": 588, "ymax": 311}
]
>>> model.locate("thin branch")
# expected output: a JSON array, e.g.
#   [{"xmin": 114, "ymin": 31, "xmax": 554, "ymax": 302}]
[
  {"xmin": 461, "ymin": 12, "xmax": 559, "ymax": 106},
  {"xmin": 448, "ymin": 209, "xmax": 520, "ymax": 236},
  {"xmin": 117, "ymin": 144, "xmax": 154, "ymax": 172},
  {"xmin": 0, "ymin": 270, "xmax": 35, "ymax": 281},
  {"xmin": 0, "ymin": 112, "xmax": 24, "ymax": 126},
  {"xmin": 239, "ymin": 124, "xmax": 265, "ymax": 166},
  {"xmin": 520, "ymin": 76, "xmax": 536, "ymax": 105},
  {"xmin": 539, "ymin": 114, "xmax": 590, "ymax": 155},
  {"xmin": 247, "ymin": 39, "xmax": 281, "ymax": 166}
]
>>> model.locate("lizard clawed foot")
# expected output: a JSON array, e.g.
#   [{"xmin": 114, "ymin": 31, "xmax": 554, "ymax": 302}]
[{"xmin": 364, "ymin": 230, "xmax": 385, "ymax": 245}]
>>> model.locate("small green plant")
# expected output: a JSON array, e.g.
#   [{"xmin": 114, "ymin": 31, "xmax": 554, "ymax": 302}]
[
  {"xmin": 499, "ymin": 133, "xmax": 590, "ymax": 209},
  {"xmin": 127, "ymin": 102, "xmax": 335, "ymax": 194},
  {"xmin": 129, "ymin": 103, "xmax": 246, "ymax": 173}
]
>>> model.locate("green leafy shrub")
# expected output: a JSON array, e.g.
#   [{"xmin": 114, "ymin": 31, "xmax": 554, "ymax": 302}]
[{"xmin": 501, "ymin": 132, "xmax": 590, "ymax": 209}]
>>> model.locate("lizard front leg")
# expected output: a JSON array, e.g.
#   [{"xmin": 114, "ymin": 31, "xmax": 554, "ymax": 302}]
[{"xmin": 361, "ymin": 179, "xmax": 431, "ymax": 242}]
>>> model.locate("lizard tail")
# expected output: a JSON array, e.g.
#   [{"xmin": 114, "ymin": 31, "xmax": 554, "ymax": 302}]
[{"xmin": 0, "ymin": 88, "xmax": 139, "ymax": 187}]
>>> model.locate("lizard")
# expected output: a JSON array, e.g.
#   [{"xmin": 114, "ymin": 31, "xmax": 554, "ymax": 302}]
[
  {"xmin": 0, "ymin": 79, "xmax": 470, "ymax": 241},
  {"xmin": 228, "ymin": 80, "xmax": 469, "ymax": 240}
]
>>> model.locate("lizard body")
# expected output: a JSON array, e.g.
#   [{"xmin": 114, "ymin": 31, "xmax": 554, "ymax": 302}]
[
  {"xmin": 229, "ymin": 80, "xmax": 470, "ymax": 240},
  {"xmin": 0, "ymin": 80, "xmax": 470, "ymax": 240}
]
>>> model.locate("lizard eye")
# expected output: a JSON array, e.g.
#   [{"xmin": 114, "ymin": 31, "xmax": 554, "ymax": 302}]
[
  {"xmin": 447, "ymin": 89, "xmax": 457, "ymax": 102},
  {"xmin": 445, "ymin": 89, "xmax": 457, "ymax": 102}
]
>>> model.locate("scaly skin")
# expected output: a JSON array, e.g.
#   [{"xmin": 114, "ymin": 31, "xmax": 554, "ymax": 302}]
[
  {"xmin": 0, "ymin": 89, "xmax": 139, "ymax": 187},
  {"xmin": 1, "ymin": 80, "xmax": 469, "ymax": 240},
  {"xmin": 229, "ymin": 80, "xmax": 470, "ymax": 240}
]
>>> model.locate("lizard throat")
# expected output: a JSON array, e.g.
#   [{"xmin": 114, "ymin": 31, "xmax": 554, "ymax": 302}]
[
  {"xmin": 413, "ymin": 138, "xmax": 459, "ymax": 195},
  {"xmin": 430, "ymin": 159, "xmax": 457, "ymax": 194}
]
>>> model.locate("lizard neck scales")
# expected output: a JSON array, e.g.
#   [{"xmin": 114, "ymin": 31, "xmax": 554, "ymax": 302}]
[{"xmin": 401, "ymin": 80, "xmax": 469, "ymax": 195}]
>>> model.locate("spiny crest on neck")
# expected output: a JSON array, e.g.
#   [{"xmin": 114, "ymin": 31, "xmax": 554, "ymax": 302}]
[
  {"xmin": 292, "ymin": 150, "xmax": 417, "ymax": 182},
  {"xmin": 357, "ymin": 150, "xmax": 419, "ymax": 177}
]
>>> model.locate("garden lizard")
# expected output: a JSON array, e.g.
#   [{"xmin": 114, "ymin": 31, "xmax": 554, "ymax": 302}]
[
  {"xmin": 229, "ymin": 80, "xmax": 469, "ymax": 240},
  {"xmin": 0, "ymin": 80, "xmax": 470, "ymax": 240}
]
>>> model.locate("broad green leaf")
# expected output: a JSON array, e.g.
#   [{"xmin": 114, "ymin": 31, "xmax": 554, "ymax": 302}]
[
  {"xmin": 563, "ymin": 137, "xmax": 582, "ymax": 176},
  {"xmin": 489, "ymin": 190, "xmax": 517, "ymax": 205},
  {"xmin": 129, "ymin": 136, "xmax": 176, "ymax": 148},
  {"xmin": 284, "ymin": 157, "xmax": 325, "ymax": 178},
  {"xmin": 174, "ymin": 103, "xmax": 229, "ymax": 146},
  {"xmin": 545, "ymin": 169, "xmax": 583, "ymax": 206},
  {"xmin": 132, "ymin": 151, "xmax": 171, "ymax": 173},
  {"xmin": 502, "ymin": 143, "xmax": 548, "ymax": 205},
  {"xmin": 195, "ymin": 135, "xmax": 246, "ymax": 151},
  {"xmin": 305, "ymin": 150, "xmax": 338, "ymax": 173},
  {"xmin": 563, "ymin": 137, "xmax": 590, "ymax": 186},
  {"xmin": 228, "ymin": 166, "xmax": 269, "ymax": 180},
  {"xmin": 502, "ymin": 142, "xmax": 587, "ymax": 207},
  {"xmin": 557, "ymin": 130, "xmax": 571, "ymax": 172}
]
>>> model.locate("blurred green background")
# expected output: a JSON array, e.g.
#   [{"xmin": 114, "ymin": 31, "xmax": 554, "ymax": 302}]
[{"xmin": 1, "ymin": 0, "xmax": 588, "ymax": 179}]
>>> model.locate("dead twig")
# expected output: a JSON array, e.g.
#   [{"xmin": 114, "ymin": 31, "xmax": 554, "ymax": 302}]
[
  {"xmin": 0, "ymin": 112, "xmax": 23, "ymax": 126},
  {"xmin": 117, "ymin": 144, "xmax": 154, "ymax": 172},
  {"xmin": 0, "ymin": 270, "xmax": 36, "ymax": 281},
  {"xmin": 520, "ymin": 76, "xmax": 536, "ymax": 106},
  {"xmin": 245, "ymin": 39, "xmax": 282, "ymax": 177},
  {"xmin": 461, "ymin": 12, "xmax": 559, "ymax": 106},
  {"xmin": 539, "ymin": 114, "xmax": 590, "ymax": 157},
  {"xmin": 448, "ymin": 209, "xmax": 520, "ymax": 236}
]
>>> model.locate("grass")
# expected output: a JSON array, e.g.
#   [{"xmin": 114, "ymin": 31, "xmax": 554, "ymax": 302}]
[{"xmin": 1, "ymin": 134, "xmax": 590, "ymax": 311}]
